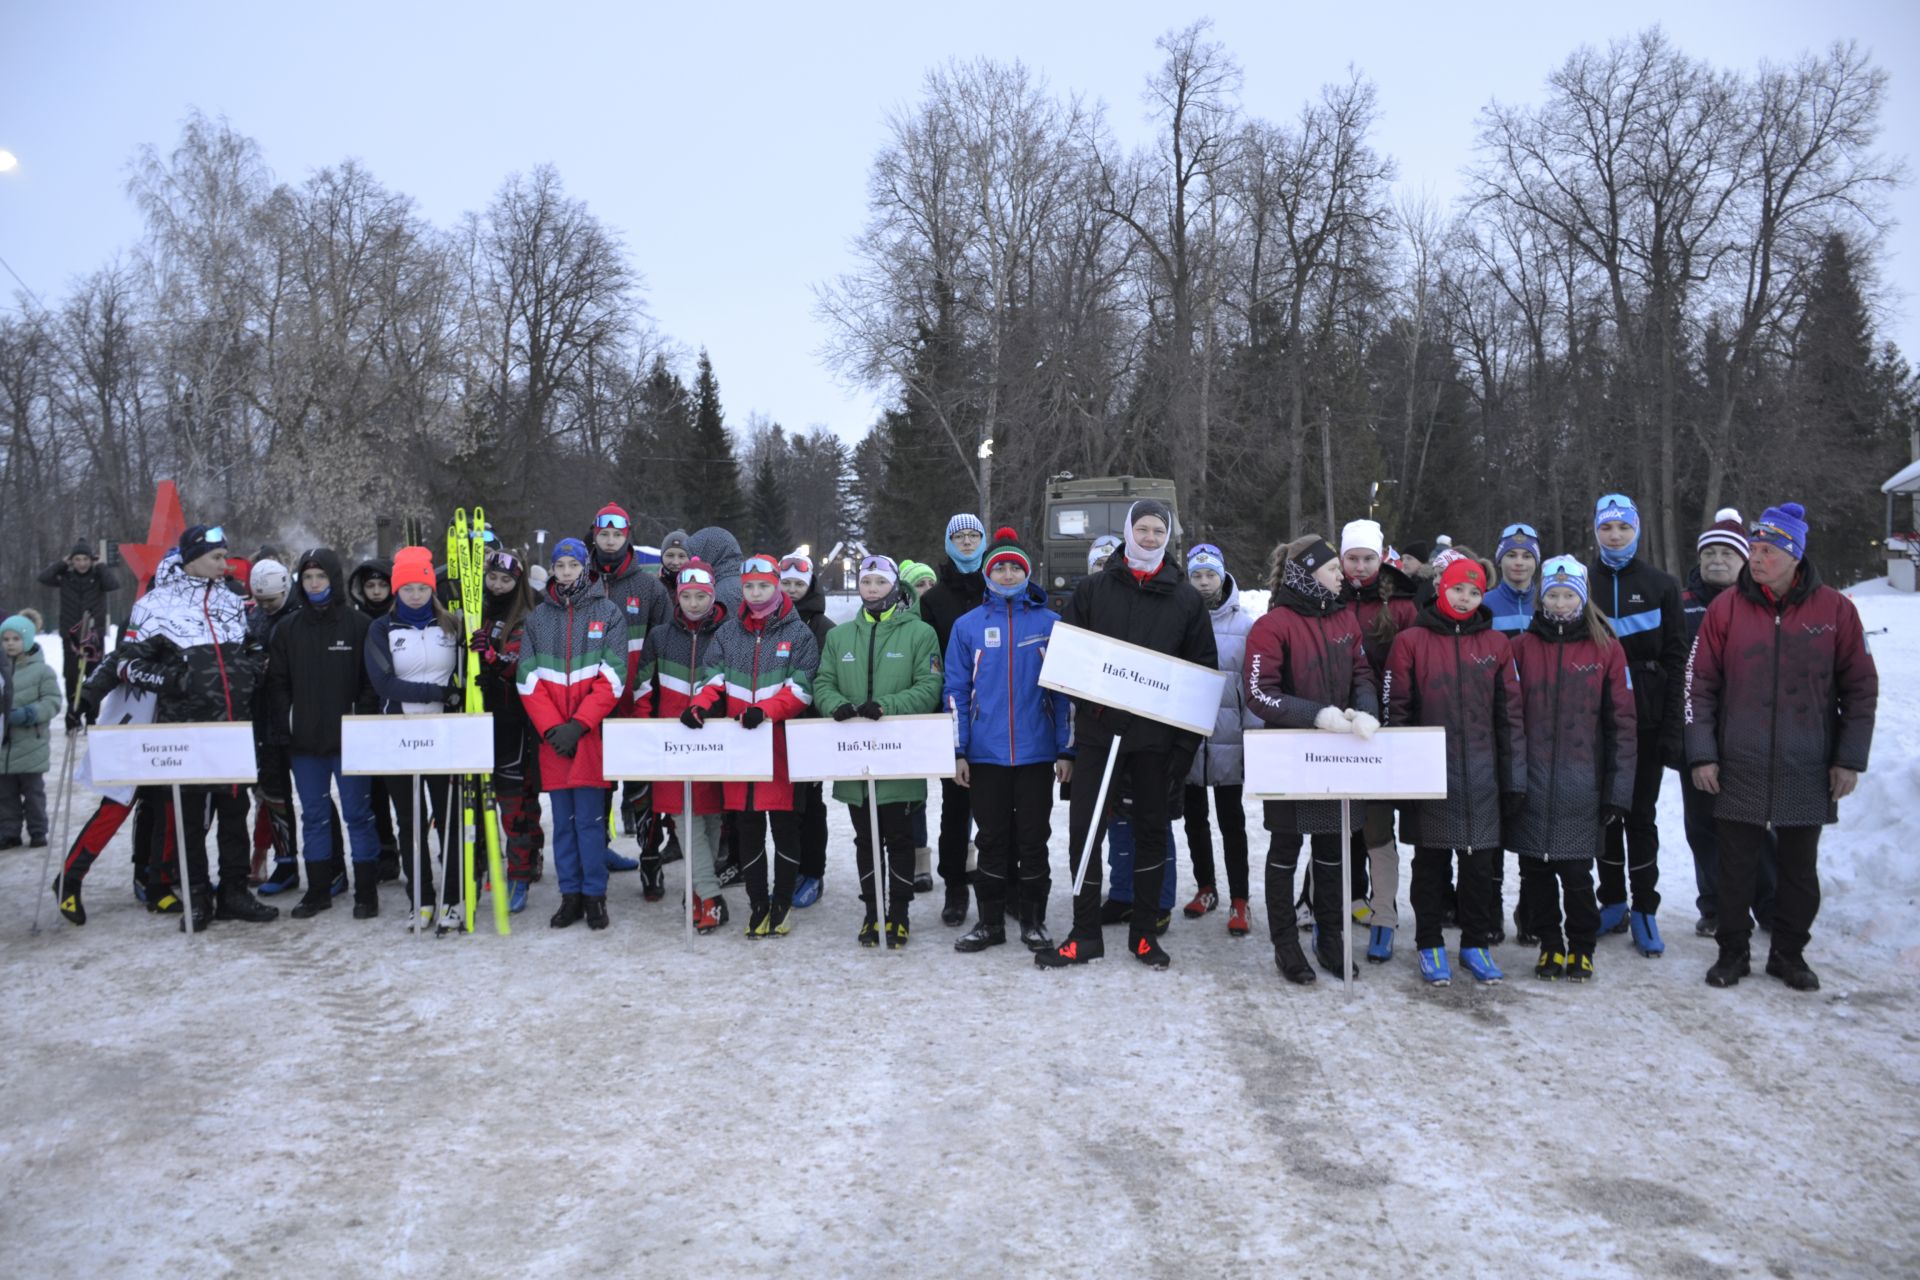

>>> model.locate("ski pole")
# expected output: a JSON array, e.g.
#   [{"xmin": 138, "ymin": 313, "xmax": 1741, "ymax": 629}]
[
  {"xmin": 171, "ymin": 783, "xmax": 195, "ymax": 946},
  {"xmin": 684, "ymin": 779, "xmax": 694, "ymax": 950},
  {"xmin": 410, "ymin": 772, "xmax": 422, "ymax": 934},
  {"xmin": 866, "ymin": 770, "xmax": 886, "ymax": 940},
  {"xmin": 30, "ymin": 722, "xmax": 84, "ymax": 935},
  {"xmin": 1340, "ymin": 798, "xmax": 1353, "ymax": 997},
  {"xmin": 1068, "ymin": 742, "xmax": 1122, "ymax": 897}
]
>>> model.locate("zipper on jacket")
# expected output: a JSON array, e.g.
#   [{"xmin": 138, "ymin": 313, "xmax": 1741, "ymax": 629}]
[
  {"xmin": 1547, "ymin": 639, "xmax": 1562, "ymax": 840},
  {"xmin": 1005, "ymin": 597, "xmax": 1017, "ymax": 765},
  {"xmin": 1769, "ymin": 608, "xmax": 1782, "ymax": 826},
  {"xmin": 864, "ymin": 611, "xmax": 879, "ymax": 705}
]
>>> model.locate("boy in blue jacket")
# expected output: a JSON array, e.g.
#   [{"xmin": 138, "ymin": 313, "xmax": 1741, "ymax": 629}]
[{"xmin": 945, "ymin": 529, "xmax": 1073, "ymax": 953}]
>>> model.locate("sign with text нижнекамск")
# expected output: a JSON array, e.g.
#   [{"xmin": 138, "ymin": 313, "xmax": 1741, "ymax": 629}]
[
  {"xmin": 784, "ymin": 714, "xmax": 958, "ymax": 782},
  {"xmin": 601, "ymin": 718, "xmax": 775, "ymax": 782},
  {"xmin": 1037, "ymin": 622, "xmax": 1228, "ymax": 737},
  {"xmin": 85, "ymin": 721, "xmax": 260, "ymax": 787},
  {"xmin": 1243, "ymin": 727, "xmax": 1449, "ymax": 801},
  {"xmin": 340, "ymin": 714, "xmax": 496, "ymax": 776}
]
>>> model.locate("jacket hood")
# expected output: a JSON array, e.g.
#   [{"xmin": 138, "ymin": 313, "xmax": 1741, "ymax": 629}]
[
  {"xmin": 1414, "ymin": 597, "xmax": 1494, "ymax": 635},
  {"xmin": 1099, "ymin": 546, "xmax": 1183, "ymax": 595},
  {"xmin": 295, "ymin": 549, "xmax": 349, "ymax": 609},
  {"xmin": 1208, "ymin": 575, "xmax": 1243, "ymax": 624},
  {"xmin": 793, "ymin": 575, "xmax": 827, "ymax": 620},
  {"xmin": 1525, "ymin": 612, "xmax": 1589, "ymax": 644},
  {"xmin": 685, "ymin": 527, "xmax": 743, "ymax": 581},
  {"xmin": 1736, "ymin": 556, "xmax": 1822, "ymax": 607}
]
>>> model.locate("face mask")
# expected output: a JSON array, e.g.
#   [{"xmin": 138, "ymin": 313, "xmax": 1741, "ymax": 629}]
[
  {"xmin": 946, "ymin": 533, "xmax": 984, "ymax": 575},
  {"xmin": 986, "ymin": 576, "xmax": 1026, "ymax": 600}
]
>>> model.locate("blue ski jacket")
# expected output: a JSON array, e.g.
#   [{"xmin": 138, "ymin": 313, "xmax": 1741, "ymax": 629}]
[{"xmin": 944, "ymin": 582, "xmax": 1073, "ymax": 768}]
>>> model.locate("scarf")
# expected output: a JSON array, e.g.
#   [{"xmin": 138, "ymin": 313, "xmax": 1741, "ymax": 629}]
[
  {"xmin": 1283, "ymin": 558, "xmax": 1340, "ymax": 611},
  {"xmin": 986, "ymin": 576, "xmax": 1026, "ymax": 601},
  {"xmin": 744, "ymin": 591, "xmax": 782, "ymax": 621},
  {"xmin": 946, "ymin": 536, "xmax": 984, "ymax": 576},
  {"xmin": 395, "ymin": 599, "xmax": 437, "ymax": 628}
]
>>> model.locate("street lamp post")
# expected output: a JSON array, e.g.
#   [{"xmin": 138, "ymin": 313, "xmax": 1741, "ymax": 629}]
[{"xmin": 977, "ymin": 439, "xmax": 994, "ymax": 531}]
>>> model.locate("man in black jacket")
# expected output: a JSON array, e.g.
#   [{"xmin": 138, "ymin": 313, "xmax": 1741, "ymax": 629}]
[
  {"xmin": 916, "ymin": 513, "xmax": 988, "ymax": 924},
  {"xmin": 1037, "ymin": 500, "xmax": 1216, "ymax": 970},
  {"xmin": 38, "ymin": 540, "xmax": 121, "ymax": 719},
  {"xmin": 1587, "ymin": 494, "xmax": 1687, "ymax": 958},
  {"xmin": 271, "ymin": 548, "xmax": 384, "ymax": 919}
]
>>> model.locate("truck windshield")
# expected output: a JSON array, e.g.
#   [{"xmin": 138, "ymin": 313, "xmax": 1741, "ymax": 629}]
[{"xmin": 1049, "ymin": 502, "xmax": 1131, "ymax": 540}]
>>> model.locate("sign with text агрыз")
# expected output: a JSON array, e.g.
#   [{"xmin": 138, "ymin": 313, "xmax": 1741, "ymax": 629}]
[
  {"xmin": 340, "ymin": 714, "xmax": 496, "ymax": 776},
  {"xmin": 784, "ymin": 713, "xmax": 958, "ymax": 781},
  {"xmin": 601, "ymin": 719, "xmax": 775, "ymax": 782},
  {"xmin": 1037, "ymin": 622, "xmax": 1227, "ymax": 736},
  {"xmin": 1243, "ymin": 727, "xmax": 1449, "ymax": 800},
  {"xmin": 86, "ymin": 721, "xmax": 259, "ymax": 787}
]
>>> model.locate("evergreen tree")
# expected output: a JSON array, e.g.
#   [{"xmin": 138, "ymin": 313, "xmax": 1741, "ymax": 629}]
[
  {"xmin": 686, "ymin": 349, "xmax": 745, "ymax": 532},
  {"xmin": 748, "ymin": 446, "xmax": 791, "ymax": 553},
  {"xmin": 625, "ymin": 354, "xmax": 694, "ymax": 535}
]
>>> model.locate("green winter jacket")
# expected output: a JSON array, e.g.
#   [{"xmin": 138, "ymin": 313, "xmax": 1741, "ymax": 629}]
[
  {"xmin": 2, "ymin": 644, "xmax": 62, "ymax": 775},
  {"xmin": 813, "ymin": 600, "xmax": 943, "ymax": 805}
]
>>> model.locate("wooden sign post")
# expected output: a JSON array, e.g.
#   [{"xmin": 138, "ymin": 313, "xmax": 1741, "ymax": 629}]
[
  {"xmin": 86, "ymin": 722, "xmax": 259, "ymax": 946},
  {"xmin": 1244, "ymin": 727, "xmax": 1448, "ymax": 992},
  {"xmin": 1037, "ymin": 624, "xmax": 1229, "ymax": 898},
  {"xmin": 787, "ymin": 714, "xmax": 956, "ymax": 945},
  {"xmin": 342, "ymin": 715, "xmax": 497, "ymax": 934},
  {"xmin": 604, "ymin": 720, "xmax": 775, "ymax": 947}
]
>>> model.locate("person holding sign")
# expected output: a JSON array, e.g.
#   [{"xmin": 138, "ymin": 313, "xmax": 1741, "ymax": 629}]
[
  {"xmin": 946, "ymin": 529, "xmax": 1074, "ymax": 954},
  {"xmin": 1506, "ymin": 557, "xmax": 1636, "ymax": 982},
  {"xmin": 364, "ymin": 547, "xmax": 464, "ymax": 922},
  {"xmin": 812, "ymin": 555, "xmax": 943, "ymax": 949},
  {"xmin": 1244, "ymin": 536, "xmax": 1381, "ymax": 983},
  {"xmin": 124, "ymin": 528, "xmax": 276, "ymax": 932},
  {"xmin": 634, "ymin": 560, "xmax": 730, "ymax": 933},
  {"xmin": 1381, "ymin": 556, "xmax": 1526, "ymax": 986},
  {"xmin": 1036, "ymin": 499, "xmax": 1216, "ymax": 970},
  {"xmin": 518, "ymin": 538, "xmax": 629, "ymax": 931},
  {"xmin": 687, "ymin": 552, "xmax": 820, "ymax": 939}
]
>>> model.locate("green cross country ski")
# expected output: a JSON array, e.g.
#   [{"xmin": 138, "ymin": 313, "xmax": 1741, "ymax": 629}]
[{"xmin": 452, "ymin": 507, "xmax": 512, "ymax": 936}]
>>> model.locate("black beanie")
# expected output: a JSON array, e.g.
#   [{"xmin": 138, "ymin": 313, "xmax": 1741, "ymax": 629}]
[
  {"xmin": 70, "ymin": 539, "xmax": 94, "ymax": 558},
  {"xmin": 1127, "ymin": 498, "xmax": 1172, "ymax": 530},
  {"xmin": 178, "ymin": 524, "xmax": 228, "ymax": 567}
]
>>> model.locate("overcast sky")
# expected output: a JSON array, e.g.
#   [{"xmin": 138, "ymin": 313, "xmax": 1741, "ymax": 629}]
[{"xmin": 6, "ymin": 1, "xmax": 1916, "ymax": 446}]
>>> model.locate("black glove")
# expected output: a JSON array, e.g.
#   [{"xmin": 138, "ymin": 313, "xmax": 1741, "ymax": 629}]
[
  {"xmin": 544, "ymin": 720, "xmax": 588, "ymax": 758},
  {"xmin": 1603, "ymin": 804, "xmax": 1630, "ymax": 826},
  {"xmin": 64, "ymin": 708, "xmax": 83, "ymax": 734},
  {"xmin": 443, "ymin": 685, "xmax": 464, "ymax": 711},
  {"xmin": 832, "ymin": 703, "xmax": 857, "ymax": 722},
  {"xmin": 679, "ymin": 705, "xmax": 707, "ymax": 729},
  {"xmin": 739, "ymin": 705, "xmax": 766, "ymax": 730},
  {"xmin": 1501, "ymin": 792, "xmax": 1526, "ymax": 822},
  {"xmin": 1096, "ymin": 705, "xmax": 1134, "ymax": 736},
  {"xmin": 857, "ymin": 701, "xmax": 884, "ymax": 720}
]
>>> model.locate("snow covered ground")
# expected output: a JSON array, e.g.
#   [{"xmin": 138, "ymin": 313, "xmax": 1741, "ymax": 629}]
[{"xmin": 2, "ymin": 587, "xmax": 1918, "ymax": 1277}]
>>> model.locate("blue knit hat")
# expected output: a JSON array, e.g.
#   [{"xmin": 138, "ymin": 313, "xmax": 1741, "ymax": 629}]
[
  {"xmin": 945, "ymin": 514, "xmax": 985, "ymax": 540},
  {"xmin": 551, "ymin": 537, "xmax": 589, "ymax": 567},
  {"xmin": 1495, "ymin": 522, "xmax": 1540, "ymax": 566},
  {"xmin": 1594, "ymin": 494, "xmax": 1640, "ymax": 531},
  {"xmin": 1538, "ymin": 555, "xmax": 1589, "ymax": 607},
  {"xmin": 1187, "ymin": 543, "xmax": 1226, "ymax": 576},
  {"xmin": 1750, "ymin": 502, "xmax": 1808, "ymax": 561}
]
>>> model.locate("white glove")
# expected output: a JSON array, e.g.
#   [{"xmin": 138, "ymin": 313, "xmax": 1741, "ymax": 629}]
[
  {"xmin": 1347, "ymin": 710, "xmax": 1379, "ymax": 740},
  {"xmin": 1314, "ymin": 705, "xmax": 1349, "ymax": 733}
]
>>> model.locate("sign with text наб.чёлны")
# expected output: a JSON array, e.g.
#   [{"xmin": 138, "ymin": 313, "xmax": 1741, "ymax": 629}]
[
  {"xmin": 1037, "ymin": 622, "xmax": 1227, "ymax": 736},
  {"xmin": 784, "ymin": 714, "xmax": 957, "ymax": 781}
]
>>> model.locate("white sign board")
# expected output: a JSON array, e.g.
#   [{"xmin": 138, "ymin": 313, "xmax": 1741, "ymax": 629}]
[
  {"xmin": 1038, "ymin": 622, "xmax": 1227, "ymax": 737},
  {"xmin": 785, "ymin": 713, "xmax": 958, "ymax": 782},
  {"xmin": 340, "ymin": 714, "xmax": 496, "ymax": 776},
  {"xmin": 602, "ymin": 719, "xmax": 775, "ymax": 782},
  {"xmin": 86, "ymin": 721, "xmax": 259, "ymax": 787},
  {"xmin": 1244, "ymin": 727, "xmax": 1449, "ymax": 800}
]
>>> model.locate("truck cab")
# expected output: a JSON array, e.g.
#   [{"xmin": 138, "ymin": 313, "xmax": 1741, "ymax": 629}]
[{"xmin": 1040, "ymin": 475, "xmax": 1180, "ymax": 613}]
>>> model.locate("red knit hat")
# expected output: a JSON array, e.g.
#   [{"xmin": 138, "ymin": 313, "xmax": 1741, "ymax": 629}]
[
  {"xmin": 1438, "ymin": 557, "xmax": 1487, "ymax": 595},
  {"xmin": 982, "ymin": 527, "xmax": 1031, "ymax": 576},
  {"xmin": 676, "ymin": 558, "xmax": 717, "ymax": 597},
  {"xmin": 392, "ymin": 546, "xmax": 436, "ymax": 591},
  {"xmin": 594, "ymin": 502, "xmax": 630, "ymax": 532}
]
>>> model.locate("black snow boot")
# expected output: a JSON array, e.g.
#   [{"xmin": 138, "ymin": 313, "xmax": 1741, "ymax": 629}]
[
  {"xmin": 53, "ymin": 875, "xmax": 86, "ymax": 926},
  {"xmin": 550, "ymin": 893, "xmax": 586, "ymax": 929},
  {"xmin": 180, "ymin": 884, "xmax": 215, "ymax": 933},
  {"xmin": 1018, "ymin": 903, "xmax": 1053, "ymax": 953},
  {"xmin": 1273, "ymin": 930, "xmax": 1316, "ymax": 985},
  {"xmin": 942, "ymin": 883, "xmax": 969, "ymax": 927},
  {"xmin": 1705, "ymin": 943, "xmax": 1751, "ymax": 988},
  {"xmin": 290, "ymin": 862, "xmax": 336, "ymax": 919},
  {"xmin": 215, "ymin": 879, "xmax": 279, "ymax": 924},
  {"xmin": 954, "ymin": 920, "xmax": 1006, "ymax": 952},
  {"xmin": 1765, "ymin": 948, "xmax": 1820, "ymax": 992},
  {"xmin": 351, "ymin": 861, "xmax": 380, "ymax": 920},
  {"xmin": 584, "ymin": 896, "xmax": 609, "ymax": 931}
]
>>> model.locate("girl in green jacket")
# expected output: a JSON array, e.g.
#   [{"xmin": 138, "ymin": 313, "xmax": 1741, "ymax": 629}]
[
  {"xmin": 812, "ymin": 556, "xmax": 943, "ymax": 948},
  {"xmin": 0, "ymin": 611, "xmax": 62, "ymax": 848}
]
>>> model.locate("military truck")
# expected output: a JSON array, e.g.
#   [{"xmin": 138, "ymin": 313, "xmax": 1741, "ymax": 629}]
[{"xmin": 1039, "ymin": 474, "xmax": 1181, "ymax": 613}]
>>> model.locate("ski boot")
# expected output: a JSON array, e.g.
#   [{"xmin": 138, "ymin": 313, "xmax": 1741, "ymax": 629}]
[
  {"xmin": 858, "ymin": 915, "xmax": 881, "ymax": 949},
  {"xmin": 1128, "ymin": 929, "xmax": 1171, "ymax": 970},
  {"xmin": 791, "ymin": 875, "xmax": 822, "ymax": 909},
  {"xmin": 1534, "ymin": 947, "xmax": 1565, "ymax": 981},
  {"xmin": 769, "ymin": 902, "xmax": 793, "ymax": 936},
  {"xmin": 216, "ymin": 880, "xmax": 279, "ymax": 924},
  {"xmin": 549, "ymin": 893, "xmax": 586, "ymax": 929},
  {"xmin": 1460, "ymin": 947, "xmax": 1504, "ymax": 984},
  {"xmin": 1273, "ymin": 930, "xmax": 1316, "ymax": 985},
  {"xmin": 257, "ymin": 861, "xmax": 300, "ymax": 896},
  {"xmin": 1098, "ymin": 897, "xmax": 1132, "ymax": 926},
  {"xmin": 1018, "ymin": 904, "xmax": 1052, "ymax": 952},
  {"xmin": 745, "ymin": 904, "xmax": 773, "ymax": 940},
  {"xmin": 1312, "ymin": 925, "xmax": 1358, "ymax": 979},
  {"xmin": 180, "ymin": 886, "xmax": 215, "ymax": 933},
  {"xmin": 53, "ymin": 876, "xmax": 86, "ymax": 927},
  {"xmin": 584, "ymin": 896, "xmax": 609, "ymax": 931},
  {"xmin": 1597, "ymin": 901, "xmax": 1629, "ymax": 935},
  {"xmin": 1418, "ymin": 947, "xmax": 1452, "ymax": 987},
  {"xmin": 605, "ymin": 851, "xmax": 640, "ymax": 873},
  {"xmin": 886, "ymin": 920, "xmax": 909, "ymax": 951},
  {"xmin": 1227, "ymin": 898, "xmax": 1251, "ymax": 937},
  {"xmin": 941, "ymin": 885, "xmax": 969, "ymax": 927},
  {"xmin": 1366, "ymin": 925, "xmax": 1394, "ymax": 964},
  {"xmin": 290, "ymin": 862, "xmax": 337, "ymax": 919},
  {"xmin": 1629, "ymin": 911, "xmax": 1665, "ymax": 957},
  {"xmin": 1182, "ymin": 887, "xmax": 1218, "ymax": 919},
  {"xmin": 1034, "ymin": 935, "xmax": 1104, "ymax": 968},
  {"xmin": 639, "ymin": 859, "xmax": 665, "ymax": 902},
  {"xmin": 1705, "ymin": 943, "xmax": 1750, "ymax": 988},
  {"xmin": 351, "ymin": 863, "xmax": 380, "ymax": 920},
  {"xmin": 955, "ymin": 920, "xmax": 1006, "ymax": 952},
  {"xmin": 508, "ymin": 880, "xmax": 529, "ymax": 914},
  {"xmin": 1563, "ymin": 948, "xmax": 1594, "ymax": 983}
]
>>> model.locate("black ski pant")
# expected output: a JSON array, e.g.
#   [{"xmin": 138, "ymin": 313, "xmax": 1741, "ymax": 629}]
[
  {"xmin": 1411, "ymin": 846, "xmax": 1498, "ymax": 951},
  {"xmin": 1683, "ymin": 769, "xmax": 1774, "ymax": 925},
  {"xmin": 1067, "ymin": 743, "xmax": 1171, "ymax": 940},
  {"xmin": 1715, "ymin": 821, "xmax": 1821, "ymax": 956},
  {"xmin": 969, "ymin": 761, "xmax": 1054, "ymax": 927},
  {"xmin": 1599, "ymin": 736, "xmax": 1665, "ymax": 914},
  {"xmin": 797, "ymin": 783, "xmax": 828, "ymax": 880},
  {"xmin": 736, "ymin": 804, "xmax": 804, "ymax": 909},
  {"xmin": 1299, "ymin": 828, "xmax": 1369, "ymax": 911},
  {"xmin": 1519, "ymin": 856, "xmax": 1600, "ymax": 952},
  {"xmin": 153, "ymin": 784, "xmax": 250, "ymax": 892},
  {"xmin": 848, "ymin": 798, "xmax": 914, "ymax": 925},
  {"xmin": 1184, "ymin": 782, "xmax": 1249, "ymax": 901},
  {"xmin": 936, "ymin": 776, "xmax": 972, "ymax": 893},
  {"xmin": 392, "ymin": 774, "xmax": 451, "ymax": 901},
  {"xmin": 1265, "ymin": 831, "xmax": 1345, "ymax": 945}
]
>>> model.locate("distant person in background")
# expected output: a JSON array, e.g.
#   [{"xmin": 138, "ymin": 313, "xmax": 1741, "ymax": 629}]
[
  {"xmin": 1679, "ymin": 509, "xmax": 1771, "ymax": 939},
  {"xmin": 1686, "ymin": 502, "xmax": 1877, "ymax": 993},
  {"xmin": 38, "ymin": 540, "xmax": 120, "ymax": 721},
  {"xmin": 1341, "ymin": 518, "xmax": 1417, "ymax": 961},
  {"xmin": 0, "ymin": 611, "xmax": 60, "ymax": 850},
  {"xmin": 1397, "ymin": 540, "xmax": 1433, "ymax": 578},
  {"xmin": 1179, "ymin": 543, "xmax": 1255, "ymax": 938},
  {"xmin": 900, "ymin": 559, "xmax": 937, "ymax": 601},
  {"xmin": 1087, "ymin": 534, "xmax": 1121, "ymax": 576},
  {"xmin": 780, "ymin": 553, "xmax": 834, "ymax": 909},
  {"xmin": 917, "ymin": 514, "xmax": 989, "ymax": 927},
  {"xmin": 1486, "ymin": 523, "xmax": 1541, "ymax": 636}
]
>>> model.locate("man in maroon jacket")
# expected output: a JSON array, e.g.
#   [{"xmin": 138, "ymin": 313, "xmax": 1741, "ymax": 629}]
[{"xmin": 1684, "ymin": 502, "xmax": 1877, "ymax": 992}]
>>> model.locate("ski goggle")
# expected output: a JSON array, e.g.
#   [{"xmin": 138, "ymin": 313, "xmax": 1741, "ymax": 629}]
[
  {"xmin": 741, "ymin": 555, "xmax": 780, "ymax": 577},
  {"xmin": 779, "ymin": 556, "xmax": 813, "ymax": 583},
  {"xmin": 594, "ymin": 513, "xmax": 630, "ymax": 531},
  {"xmin": 1500, "ymin": 522, "xmax": 1539, "ymax": 540},
  {"xmin": 480, "ymin": 529, "xmax": 499, "ymax": 546},
  {"xmin": 676, "ymin": 567, "xmax": 715, "ymax": 591},
  {"xmin": 486, "ymin": 551, "xmax": 522, "ymax": 576}
]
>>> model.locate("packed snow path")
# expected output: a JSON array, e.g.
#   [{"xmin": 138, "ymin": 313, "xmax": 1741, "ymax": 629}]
[{"xmin": 2, "ymin": 585, "xmax": 1917, "ymax": 1277}]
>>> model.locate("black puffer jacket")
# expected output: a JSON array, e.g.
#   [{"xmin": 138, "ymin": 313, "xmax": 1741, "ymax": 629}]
[
  {"xmin": 1587, "ymin": 552, "xmax": 1685, "ymax": 761},
  {"xmin": 348, "ymin": 558, "xmax": 393, "ymax": 620},
  {"xmin": 791, "ymin": 574, "xmax": 833, "ymax": 648},
  {"xmin": 918, "ymin": 557, "xmax": 984, "ymax": 655},
  {"xmin": 119, "ymin": 554, "xmax": 262, "ymax": 725},
  {"xmin": 1066, "ymin": 551, "xmax": 1218, "ymax": 759},
  {"xmin": 37, "ymin": 560, "xmax": 123, "ymax": 633},
  {"xmin": 269, "ymin": 549, "xmax": 378, "ymax": 756}
]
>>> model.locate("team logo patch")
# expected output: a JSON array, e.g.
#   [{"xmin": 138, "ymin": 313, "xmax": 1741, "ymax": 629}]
[
  {"xmin": 626, "ymin": 596, "xmax": 640, "ymax": 614},
  {"xmin": 984, "ymin": 627, "xmax": 1002, "ymax": 648},
  {"xmin": 841, "ymin": 652, "xmax": 855, "ymax": 662},
  {"xmin": 776, "ymin": 641, "xmax": 792, "ymax": 656},
  {"xmin": 589, "ymin": 621, "xmax": 606, "ymax": 639}
]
